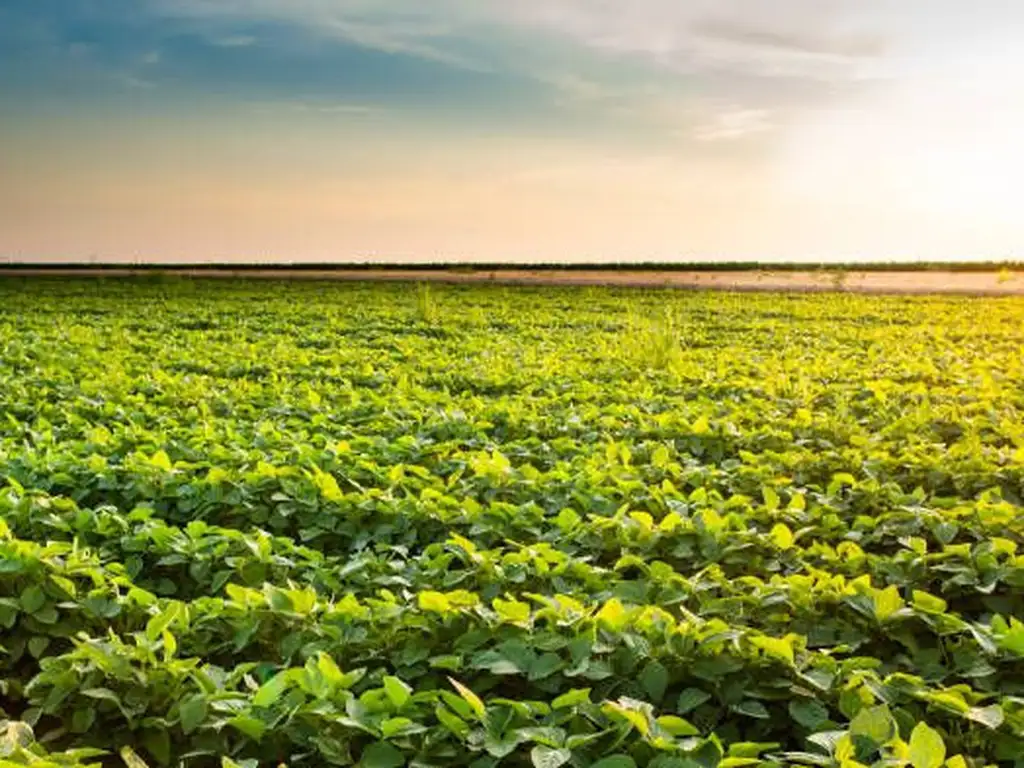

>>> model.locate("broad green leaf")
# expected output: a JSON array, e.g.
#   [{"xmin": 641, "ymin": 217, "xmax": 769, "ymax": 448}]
[
  {"xmin": 253, "ymin": 673, "xmax": 289, "ymax": 708},
  {"xmin": 493, "ymin": 597, "xmax": 531, "ymax": 624},
  {"xmin": 553, "ymin": 689, "xmax": 591, "ymax": 709},
  {"xmin": 849, "ymin": 705, "xmax": 896, "ymax": 745},
  {"xmin": 71, "ymin": 707, "xmax": 96, "ymax": 734},
  {"xmin": 529, "ymin": 653, "xmax": 564, "ymax": 681},
  {"xmin": 150, "ymin": 450, "xmax": 173, "ymax": 471},
  {"xmin": 419, "ymin": 591, "xmax": 452, "ymax": 614},
  {"xmin": 20, "ymin": 585, "xmax": 46, "ymax": 614},
  {"xmin": 733, "ymin": 701, "xmax": 770, "ymax": 719},
  {"xmin": 873, "ymin": 586, "xmax": 905, "ymax": 621},
  {"xmin": 965, "ymin": 705, "xmax": 1004, "ymax": 729},
  {"xmin": 789, "ymin": 699, "xmax": 829, "ymax": 729},
  {"xmin": 751, "ymin": 635, "xmax": 794, "ymax": 665},
  {"xmin": 361, "ymin": 741, "xmax": 406, "ymax": 768},
  {"xmin": 908, "ymin": 723, "xmax": 946, "ymax": 768},
  {"xmin": 179, "ymin": 695, "xmax": 208, "ymax": 734},
  {"xmin": 530, "ymin": 746, "xmax": 571, "ymax": 768},
  {"xmin": 677, "ymin": 688, "xmax": 712, "ymax": 714},
  {"xmin": 770, "ymin": 523, "xmax": 794, "ymax": 550},
  {"xmin": 383, "ymin": 676, "xmax": 412, "ymax": 709},
  {"xmin": 656, "ymin": 715, "xmax": 700, "ymax": 736},
  {"xmin": 640, "ymin": 660, "xmax": 669, "ymax": 703},
  {"xmin": 912, "ymin": 591, "xmax": 948, "ymax": 614},
  {"xmin": 596, "ymin": 598, "xmax": 630, "ymax": 632},
  {"xmin": 591, "ymin": 756, "xmax": 638, "ymax": 768},
  {"xmin": 228, "ymin": 715, "xmax": 266, "ymax": 742},
  {"xmin": 381, "ymin": 717, "xmax": 421, "ymax": 738}
]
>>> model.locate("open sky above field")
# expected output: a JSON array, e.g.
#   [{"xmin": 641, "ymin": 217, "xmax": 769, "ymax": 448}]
[{"xmin": 1, "ymin": 1, "xmax": 1022, "ymax": 263}]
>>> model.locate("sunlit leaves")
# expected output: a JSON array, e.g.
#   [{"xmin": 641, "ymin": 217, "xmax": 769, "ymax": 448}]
[{"xmin": 3, "ymin": 279, "xmax": 1024, "ymax": 767}]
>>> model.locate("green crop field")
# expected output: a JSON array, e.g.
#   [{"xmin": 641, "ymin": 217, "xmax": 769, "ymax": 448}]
[{"xmin": 2, "ymin": 278, "xmax": 1024, "ymax": 768}]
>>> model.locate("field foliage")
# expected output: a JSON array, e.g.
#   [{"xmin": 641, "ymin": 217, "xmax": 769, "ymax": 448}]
[{"xmin": 1, "ymin": 279, "xmax": 1023, "ymax": 768}]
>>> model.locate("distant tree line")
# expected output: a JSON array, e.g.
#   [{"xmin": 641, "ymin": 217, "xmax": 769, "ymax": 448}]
[{"xmin": 0, "ymin": 260, "xmax": 1021, "ymax": 273}]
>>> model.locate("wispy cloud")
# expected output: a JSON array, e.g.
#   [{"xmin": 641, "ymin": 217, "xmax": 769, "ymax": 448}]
[
  {"xmin": 499, "ymin": 0, "xmax": 888, "ymax": 83},
  {"xmin": 140, "ymin": 0, "xmax": 894, "ymax": 144},
  {"xmin": 245, "ymin": 98, "xmax": 380, "ymax": 115},
  {"xmin": 152, "ymin": 0, "xmax": 486, "ymax": 70},
  {"xmin": 213, "ymin": 34, "xmax": 257, "ymax": 47},
  {"xmin": 692, "ymin": 106, "xmax": 771, "ymax": 142}
]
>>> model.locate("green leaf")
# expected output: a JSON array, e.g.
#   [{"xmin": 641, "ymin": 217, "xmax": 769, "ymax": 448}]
[
  {"xmin": 361, "ymin": 741, "xmax": 406, "ymax": 768},
  {"xmin": 733, "ymin": 701, "xmax": 770, "ymax": 719},
  {"xmin": 179, "ymin": 695, "xmax": 208, "ymax": 734},
  {"xmin": 32, "ymin": 604, "xmax": 58, "ymax": 624},
  {"xmin": 788, "ymin": 699, "xmax": 829, "ymax": 729},
  {"xmin": 677, "ymin": 688, "xmax": 712, "ymax": 714},
  {"xmin": 448, "ymin": 678, "xmax": 486, "ymax": 720},
  {"xmin": 529, "ymin": 652, "xmax": 564, "ymax": 681},
  {"xmin": 145, "ymin": 603, "xmax": 180, "ymax": 642},
  {"xmin": 120, "ymin": 746, "xmax": 150, "ymax": 768},
  {"xmin": 751, "ymin": 635, "xmax": 794, "ymax": 665},
  {"xmin": 553, "ymin": 688, "xmax": 591, "ymax": 709},
  {"xmin": 493, "ymin": 597, "xmax": 531, "ymax": 624},
  {"xmin": 228, "ymin": 715, "xmax": 267, "ymax": 742},
  {"xmin": 873, "ymin": 586, "xmax": 905, "ymax": 621},
  {"xmin": 253, "ymin": 673, "xmax": 289, "ymax": 708},
  {"xmin": 908, "ymin": 723, "xmax": 946, "ymax": 768},
  {"xmin": 20, "ymin": 585, "xmax": 46, "ymax": 613},
  {"xmin": 419, "ymin": 591, "xmax": 452, "ymax": 614},
  {"xmin": 965, "ymin": 705, "xmax": 1004, "ymax": 729},
  {"xmin": 590, "ymin": 756, "xmax": 637, "ymax": 768},
  {"xmin": 769, "ymin": 523, "xmax": 793, "ymax": 550},
  {"xmin": 381, "ymin": 717, "xmax": 421, "ymax": 738},
  {"xmin": 849, "ymin": 705, "xmax": 896, "ymax": 745},
  {"xmin": 435, "ymin": 704, "xmax": 470, "ymax": 739},
  {"xmin": 912, "ymin": 590, "xmax": 948, "ymax": 614},
  {"xmin": 640, "ymin": 660, "xmax": 669, "ymax": 703},
  {"xmin": 383, "ymin": 676, "xmax": 412, "ymax": 709},
  {"xmin": 27, "ymin": 636, "xmax": 50, "ymax": 659},
  {"xmin": 657, "ymin": 715, "xmax": 700, "ymax": 736},
  {"xmin": 142, "ymin": 729, "xmax": 171, "ymax": 766},
  {"xmin": 71, "ymin": 707, "xmax": 96, "ymax": 734},
  {"xmin": 530, "ymin": 746, "xmax": 571, "ymax": 768},
  {"xmin": 595, "ymin": 598, "xmax": 630, "ymax": 631}
]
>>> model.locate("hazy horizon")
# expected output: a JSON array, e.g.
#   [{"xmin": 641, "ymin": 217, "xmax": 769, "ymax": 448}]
[{"xmin": 2, "ymin": 2, "xmax": 1022, "ymax": 263}]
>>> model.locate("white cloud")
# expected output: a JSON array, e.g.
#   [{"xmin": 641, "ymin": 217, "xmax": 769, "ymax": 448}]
[
  {"xmin": 693, "ymin": 107, "xmax": 771, "ymax": 142},
  {"xmin": 153, "ymin": 0, "xmax": 486, "ymax": 70},
  {"xmin": 497, "ymin": 0, "xmax": 887, "ymax": 82}
]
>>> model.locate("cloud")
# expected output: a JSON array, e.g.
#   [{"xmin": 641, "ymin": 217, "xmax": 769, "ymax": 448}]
[
  {"xmin": 213, "ymin": 34, "xmax": 257, "ymax": 47},
  {"xmin": 150, "ymin": 1, "xmax": 890, "ymax": 83},
  {"xmin": 141, "ymin": 0, "xmax": 897, "ymax": 149},
  {"xmin": 691, "ymin": 17, "xmax": 884, "ymax": 60},
  {"xmin": 152, "ymin": 0, "xmax": 486, "ymax": 70},
  {"xmin": 499, "ymin": 0, "xmax": 889, "ymax": 83},
  {"xmin": 692, "ymin": 106, "xmax": 771, "ymax": 142},
  {"xmin": 245, "ymin": 98, "xmax": 379, "ymax": 115}
]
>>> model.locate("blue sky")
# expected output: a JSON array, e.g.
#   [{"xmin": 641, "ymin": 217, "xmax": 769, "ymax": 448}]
[{"xmin": 2, "ymin": 1, "xmax": 1023, "ymax": 261}]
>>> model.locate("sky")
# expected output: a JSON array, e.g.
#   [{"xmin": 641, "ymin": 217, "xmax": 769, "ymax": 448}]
[{"xmin": 1, "ymin": 1, "xmax": 1023, "ymax": 263}]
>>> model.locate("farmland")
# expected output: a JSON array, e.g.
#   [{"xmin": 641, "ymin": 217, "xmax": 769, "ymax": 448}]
[{"xmin": 1, "ymin": 277, "xmax": 1023, "ymax": 768}]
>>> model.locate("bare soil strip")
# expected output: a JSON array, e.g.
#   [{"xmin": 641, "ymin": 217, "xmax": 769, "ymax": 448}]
[{"xmin": 2, "ymin": 268, "xmax": 1022, "ymax": 296}]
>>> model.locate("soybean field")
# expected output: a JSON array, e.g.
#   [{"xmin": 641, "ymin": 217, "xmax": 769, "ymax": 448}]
[{"xmin": 1, "ymin": 278, "xmax": 1023, "ymax": 768}]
